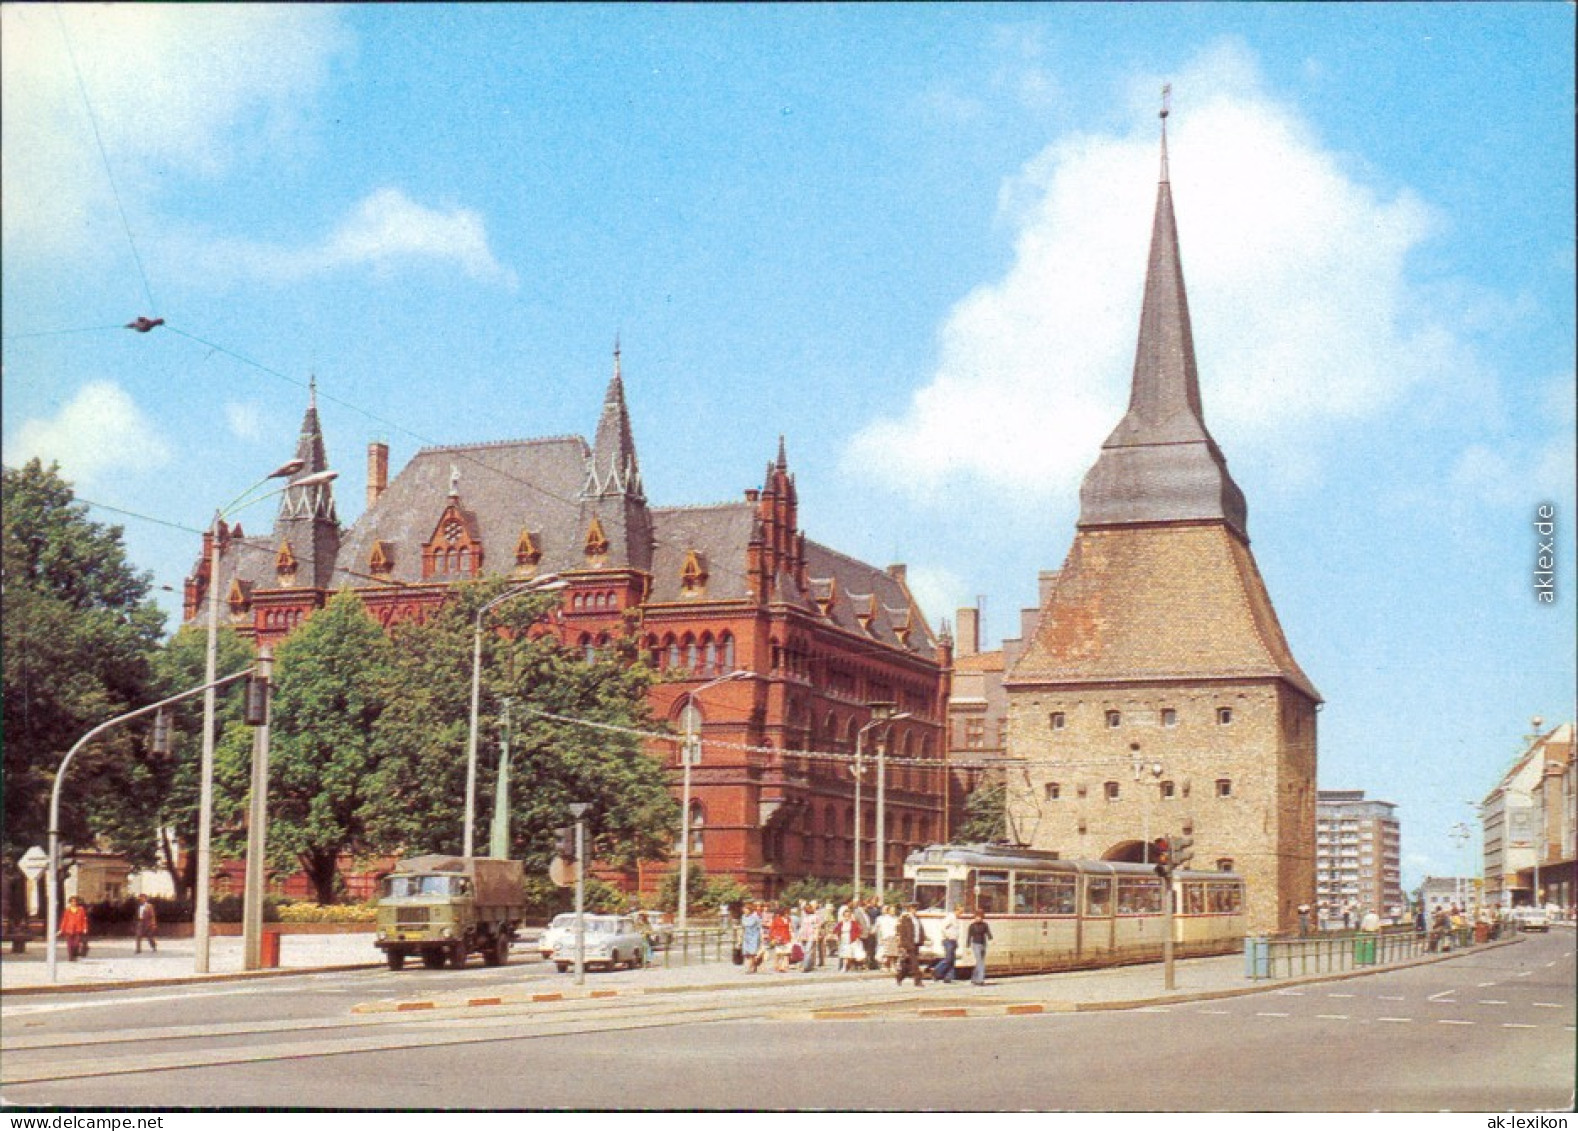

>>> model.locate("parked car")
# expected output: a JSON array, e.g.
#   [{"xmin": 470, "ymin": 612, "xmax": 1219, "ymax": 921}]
[
  {"xmin": 1513, "ymin": 907, "xmax": 1550, "ymax": 932},
  {"xmin": 551, "ymin": 914, "xmax": 649, "ymax": 972},
  {"xmin": 538, "ymin": 913, "xmax": 578, "ymax": 959}
]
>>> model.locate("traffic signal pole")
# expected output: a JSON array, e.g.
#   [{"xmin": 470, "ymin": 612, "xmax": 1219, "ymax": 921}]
[{"xmin": 1163, "ymin": 879, "xmax": 1176, "ymax": 990}]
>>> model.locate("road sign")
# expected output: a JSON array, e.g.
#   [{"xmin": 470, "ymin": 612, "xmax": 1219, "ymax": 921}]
[{"xmin": 18, "ymin": 846, "xmax": 48, "ymax": 881}]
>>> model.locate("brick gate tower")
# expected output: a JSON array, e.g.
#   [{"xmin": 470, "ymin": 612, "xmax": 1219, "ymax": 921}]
[{"xmin": 1003, "ymin": 104, "xmax": 1319, "ymax": 935}]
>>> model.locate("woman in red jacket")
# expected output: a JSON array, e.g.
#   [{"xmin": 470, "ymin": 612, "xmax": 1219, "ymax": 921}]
[{"xmin": 60, "ymin": 895, "xmax": 90, "ymax": 961}]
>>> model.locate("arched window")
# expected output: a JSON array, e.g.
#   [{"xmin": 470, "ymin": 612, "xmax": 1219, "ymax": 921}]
[
  {"xmin": 703, "ymin": 635, "xmax": 718, "ymax": 676},
  {"xmin": 458, "ymin": 547, "xmax": 470, "ymax": 573},
  {"xmin": 684, "ymin": 635, "xmax": 699, "ymax": 672},
  {"xmin": 667, "ymin": 637, "xmax": 680, "ymax": 669},
  {"xmin": 721, "ymin": 632, "xmax": 735, "ymax": 672}
]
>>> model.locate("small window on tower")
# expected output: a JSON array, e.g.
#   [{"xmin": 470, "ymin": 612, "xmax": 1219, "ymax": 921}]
[
  {"xmin": 1050, "ymin": 711, "xmax": 1066, "ymax": 731},
  {"xmin": 1216, "ymin": 778, "xmax": 1233, "ymax": 798},
  {"xmin": 1217, "ymin": 707, "xmax": 1233, "ymax": 726},
  {"xmin": 1160, "ymin": 780, "xmax": 1175, "ymax": 800},
  {"xmin": 1106, "ymin": 710, "xmax": 1121, "ymax": 729},
  {"xmin": 1044, "ymin": 782, "xmax": 1061, "ymax": 801},
  {"xmin": 1104, "ymin": 781, "xmax": 1120, "ymax": 801},
  {"xmin": 1162, "ymin": 708, "xmax": 1178, "ymax": 727}
]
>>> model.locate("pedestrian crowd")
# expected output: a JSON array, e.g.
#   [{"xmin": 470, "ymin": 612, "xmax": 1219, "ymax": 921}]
[{"xmin": 729, "ymin": 897, "xmax": 992, "ymax": 985}]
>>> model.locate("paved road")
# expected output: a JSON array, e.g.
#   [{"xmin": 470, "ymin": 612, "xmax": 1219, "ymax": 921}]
[{"xmin": 3, "ymin": 932, "xmax": 1570, "ymax": 1110}]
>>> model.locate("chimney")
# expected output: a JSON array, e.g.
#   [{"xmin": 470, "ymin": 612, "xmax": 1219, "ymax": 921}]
[
  {"xmin": 956, "ymin": 606, "xmax": 980, "ymax": 657},
  {"xmin": 367, "ymin": 441, "xmax": 389, "ymax": 508}
]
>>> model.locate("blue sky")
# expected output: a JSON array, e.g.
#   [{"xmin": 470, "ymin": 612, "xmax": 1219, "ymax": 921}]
[{"xmin": 4, "ymin": 4, "xmax": 1573, "ymax": 890}]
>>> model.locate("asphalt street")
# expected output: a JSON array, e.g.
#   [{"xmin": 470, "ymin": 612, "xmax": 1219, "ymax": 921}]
[{"xmin": 2, "ymin": 930, "xmax": 1570, "ymax": 1111}]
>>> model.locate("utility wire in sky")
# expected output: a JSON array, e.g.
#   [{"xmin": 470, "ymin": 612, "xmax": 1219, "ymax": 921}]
[{"xmin": 52, "ymin": 4, "xmax": 158, "ymax": 318}]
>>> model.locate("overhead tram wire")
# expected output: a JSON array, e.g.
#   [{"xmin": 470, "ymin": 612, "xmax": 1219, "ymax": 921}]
[{"xmin": 52, "ymin": 5, "xmax": 157, "ymax": 317}]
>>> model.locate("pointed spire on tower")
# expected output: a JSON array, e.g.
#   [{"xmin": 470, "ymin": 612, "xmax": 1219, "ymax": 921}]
[
  {"xmin": 776, "ymin": 434, "xmax": 788, "ymax": 470},
  {"xmin": 1077, "ymin": 93, "xmax": 1248, "ymax": 539},
  {"xmin": 1159, "ymin": 83, "xmax": 1171, "ymax": 184},
  {"xmin": 578, "ymin": 345, "xmax": 653, "ymax": 572}
]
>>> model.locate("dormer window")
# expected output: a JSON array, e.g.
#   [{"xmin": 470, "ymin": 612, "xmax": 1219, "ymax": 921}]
[
  {"xmin": 584, "ymin": 516, "xmax": 610, "ymax": 564},
  {"xmin": 227, "ymin": 579, "xmax": 253, "ymax": 617},
  {"xmin": 369, "ymin": 541, "xmax": 394, "ymax": 578},
  {"xmin": 275, "ymin": 541, "xmax": 298, "ymax": 586},
  {"xmin": 423, "ymin": 503, "xmax": 482, "ymax": 579},
  {"xmin": 515, "ymin": 529, "xmax": 542, "ymax": 570},
  {"xmin": 680, "ymin": 550, "xmax": 708, "ymax": 596}
]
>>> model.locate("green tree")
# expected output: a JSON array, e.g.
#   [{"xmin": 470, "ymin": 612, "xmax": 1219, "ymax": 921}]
[
  {"xmin": 149, "ymin": 623, "xmax": 257, "ymax": 901},
  {"xmin": 956, "ymin": 777, "xmax": 1008, "ymax": 844},
  {"xmin": 2, "ymin": 460, "xmax": 165, "ymax": 868},
  {"xmin": 266, "ymin": 590, "xmax": 398, "ymax": 902},
  {"xmin": 367, "ymin": 579, "xmax": 678, "ymax": 876}
]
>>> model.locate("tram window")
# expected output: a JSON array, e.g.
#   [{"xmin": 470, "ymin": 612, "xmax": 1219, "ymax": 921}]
[
  {"xmin": 1116, "ymin": 877, "xmax": 1163, "ymax": 915},
  {"xmin": 1084, "ymin": 877, "xmax": 1112, "ymax": 917},
  {"xmin": 1207, "ymin": 883, "xmax": 1242, "ymax": 913},
  {"xmin": 1018, "ymin": 876, "xmax": 1076, "ymax": 915},
  {"xmin": 914, "ymin": 882, "xmax": 949, "ymax": 912},
  {"xmin": 1182, "ymin": 883, "xmax": 1206, "ymax": 915},
  {"xmin": 975, "ymin": 871, "xmax": 1010, "ymax": 914}
]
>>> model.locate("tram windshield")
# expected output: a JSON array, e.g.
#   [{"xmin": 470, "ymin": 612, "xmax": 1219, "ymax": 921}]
[
  {"xmin": 975, "ymin": 871, "xmax": 1010, "ymax": 914},
  {"xmin": 913, "ymin": 872, "xmax": 950, "ymax": 911}
]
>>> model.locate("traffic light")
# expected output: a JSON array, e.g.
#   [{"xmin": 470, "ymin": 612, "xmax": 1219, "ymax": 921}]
[
  {"xmin": 1172, "ymin": 833, "xmax": 1195, "ymax": 871},
  {"xmin": 555, "ymin": 825, "xmax": 577, "ymax": 864},
  {"xmin": 243, "ymin": 672, "xmax": 270, "ymax": 726},
  {"xmin": 1152, "ymin": 837, "xmax": 1172, "ymax": 878}
]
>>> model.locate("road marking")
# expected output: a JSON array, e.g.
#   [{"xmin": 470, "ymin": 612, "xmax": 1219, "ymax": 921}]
[
  {"xmin": 1255, "ymin": 1011, "xmax": 1289, "ymax": 1018},
  {"xmin": 1316, "ymin": 1014, "xmax": 1349, "ymax": 1020},
  {"xmin": 1502, "ymin": 1023, "xmax": 1536, "ymax": 1029},
  {"xmin": 1477, "ymin": 1000, "xmax": 1508, "ymax": 1005},
  {"xmin": 1427, "ymin": 990, "xmax": 1459, "ymax": 1002},
  {"xmin": 1478, "ymin": 982, "xmax": 1497, "ymax": 988},
  {"xmin": 1379, "ymin": 995, "xmax": 1404, "ymax": 1001},
  {"xmin": 1377, "ymin": 1017, "xmax": 1412, "ymax": 1023},
  {"xmin": 1438, "ymin": 1020, "xmax": 1475, "ymax": 1026},
  {"xmin": 1197, "ymin": 1009, "xmax": 1231, "ymax": 1015},
  {"xmin": 1327, "ymin": 993, "xmax": 1355, "ymax": 998},
  {"xmin": 1274, "ymin": 990, "xmax": 1305, "ymax": 996},
  {"xmin": 1516, "ymin": 971, "xmax": 1533, "ymax": 977},
  {"xmin": 1532, "ymin": 1002, "xmax": 1565, "ymax": 1008}
]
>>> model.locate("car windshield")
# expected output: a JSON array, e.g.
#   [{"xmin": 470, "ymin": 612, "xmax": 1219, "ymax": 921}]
[{"xmin": 381, "ymin": 875, "xmax": 470, "ymax": 898}]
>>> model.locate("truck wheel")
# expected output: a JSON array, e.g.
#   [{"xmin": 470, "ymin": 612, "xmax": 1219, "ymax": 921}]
[
  {"xmin": 385, "ymin": 950, "xmax": 406, "ymax": 971},
  {"xmin": 449, "ymin": 942, "xmax": 467, "ymax": 968},
  {"xmin": 483, "ymin": 935, "xmax": 508, "ymax": 967},
  {"xmin": 556, "ymin": 962, "xmax": 570, "ymax": 973},
  {"xmin": 421, "ymin": 949, "xmax": 446, "ymax": 969}
]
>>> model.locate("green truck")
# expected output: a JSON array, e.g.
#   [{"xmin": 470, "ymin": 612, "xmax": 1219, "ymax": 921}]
[{"xmin": 374, "ymin": 855, "xmax": 527, "ymax": 970}]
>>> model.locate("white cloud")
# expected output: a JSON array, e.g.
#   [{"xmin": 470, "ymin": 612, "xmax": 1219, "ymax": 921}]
[
  {"xmin": 1, "ymin": 5, "xmax": 350, "ymax": 256},
  {"xmin": 847, "ymin": 40, "xmax": 1461, "ymax": 505},
  {"xmin": 205, "ymin": 188, "xmax": 518, "ymax": 288},
  {"xmin": 225, "ymin": 402, "xmax": 267, "ymax": 443},
  {"xmin": 7, "ymin": 382, "xmax": 171, "ymax": 485},
  {"xmin": 901, "ymin": 564, "xmax": 972, "ymax": 635}
]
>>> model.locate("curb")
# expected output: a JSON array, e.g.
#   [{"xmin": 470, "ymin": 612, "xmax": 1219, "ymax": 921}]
[{"xmin": 0, "ymin": 962, "xmax": 380, "ymax": 998}]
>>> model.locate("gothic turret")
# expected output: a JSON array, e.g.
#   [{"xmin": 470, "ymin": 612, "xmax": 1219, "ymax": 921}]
[
  {"xmin": 273, "ymin": 378, "xmax": 340, "ymax": 590},
  {"xmin": 577, "ymin": 343, "xmax": 654, "ymax": 572}
]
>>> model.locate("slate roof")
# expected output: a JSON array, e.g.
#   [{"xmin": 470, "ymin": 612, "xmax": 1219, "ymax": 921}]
[
  {"xmin": 333, "ymin": 436, "xmax": 590, "ymax": 588},
  {"xmin": 1007, "ymin": 523, "xmax": 1320, "ymax": 701}
]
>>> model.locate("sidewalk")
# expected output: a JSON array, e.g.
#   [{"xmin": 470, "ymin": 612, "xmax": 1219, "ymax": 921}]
[{"xmin": 0, "ymin": 931, "xmax": 378, "ymax": 994}]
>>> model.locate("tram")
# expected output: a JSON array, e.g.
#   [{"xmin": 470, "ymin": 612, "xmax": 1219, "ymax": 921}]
[{"xmin": 904, "ymin": 843, "xmax": 1247, "ymax": 975}]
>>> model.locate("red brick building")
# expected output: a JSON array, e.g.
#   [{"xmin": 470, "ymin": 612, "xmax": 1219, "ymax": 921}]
[{"xmin": 186, "ymin": 355, "xmax": 952, "ymax": 899}]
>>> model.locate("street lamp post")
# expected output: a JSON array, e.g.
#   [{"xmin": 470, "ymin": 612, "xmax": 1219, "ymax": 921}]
[
  {"xmin": 196, "ymin": 460, "xmax": 334, "ymax": 973},
  {"xmin": 241, "ymin": 647, "xmax": 273, "ymax": 970},
  {"xmin": 464, "ymin": 575, "xmax": 564, "ymax": 858},
  {"xmin": 48, "ymin": 668, "xmax": 252, "ymax": 982},
  {"xmin": 677, "ymin": 670, "xmax": 751, "ymax": 933},
  {"xmin": 850, "ymin": 705, "xmax": 904, "ymax": 900},
  {"xmin": 873, "ymin": 708, "xmax": 913, "ymax": 901},
  {"xmin": 1449, "ymin": 822, "xmax": 1471, "ymax": 912},
  {"xmin": 569, "ymin": 801, "xmax": 589, "ymax": 986}
]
